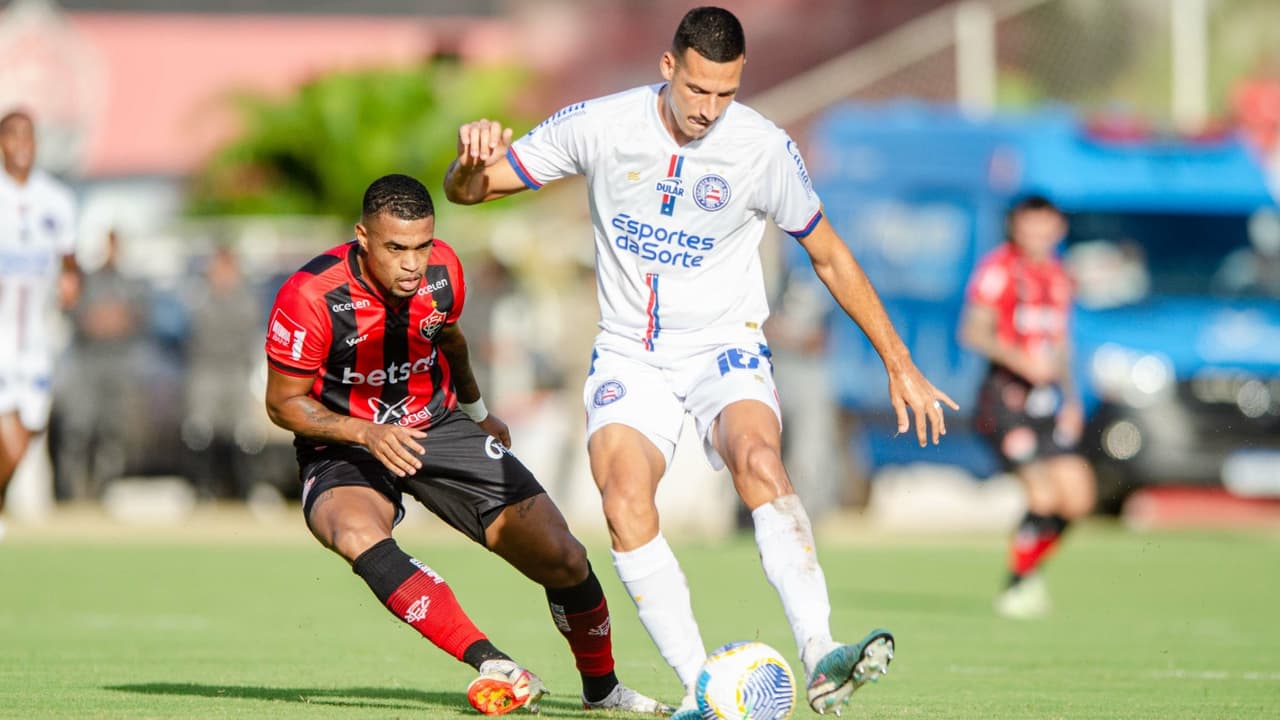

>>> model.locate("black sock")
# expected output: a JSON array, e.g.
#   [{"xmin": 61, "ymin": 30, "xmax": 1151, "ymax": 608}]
[
  {"xmin": 351, "ymin": 538, "xmax": 417, "ymax": 602},
  {"xmin": 1047, "ymin": 514, "xmax": 1069, "ymax": 536},
  {"xmin": 462, "ymin": 639, "xmax": 511, "ymax": 671}
]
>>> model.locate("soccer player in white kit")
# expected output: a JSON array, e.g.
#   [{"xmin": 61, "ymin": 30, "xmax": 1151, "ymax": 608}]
[
  {"xmin": 0, "ymin": 110, "xmax": 80, "ymax": 541},
  {"xmin": 445, "ymin": 7, "xmax": 957, "ymax": 716}
]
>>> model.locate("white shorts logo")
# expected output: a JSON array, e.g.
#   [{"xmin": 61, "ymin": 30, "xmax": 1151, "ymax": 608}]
[{"xmin": 593, "ymin": 380, "xmax": 626, "ymax": 407}]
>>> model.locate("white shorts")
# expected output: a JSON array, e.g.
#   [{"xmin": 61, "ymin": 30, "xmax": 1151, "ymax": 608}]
[
  {"xmin": 0, "ymin": 366, "xmax": 52, "ymax": 432},
  {"xmin": 582, "ymin": 334, "xmax": 782, "ymax": 471}
]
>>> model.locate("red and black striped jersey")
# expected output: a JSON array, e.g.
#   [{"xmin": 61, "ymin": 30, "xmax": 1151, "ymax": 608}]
[
  {"xmin": 265, "ymin": 240, "xmax": 467, "ymax": 441},
  {"xmin": 965, "ymin": 243, "xmax": 1073, "ymax": 360}
]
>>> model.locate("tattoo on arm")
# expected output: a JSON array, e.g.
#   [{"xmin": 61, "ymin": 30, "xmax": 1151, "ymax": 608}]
[
  {"xmin": 514, "ymin": 495, "xmax": 538, "ymax": 518},
  {"xmin": 282, "ymin": 395, "xmax": 364, "ymax": 445}
]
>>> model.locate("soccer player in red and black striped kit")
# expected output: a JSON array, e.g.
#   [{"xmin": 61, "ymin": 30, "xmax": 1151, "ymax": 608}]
[
  {"xmin": 960, "ymin": 194, "xmax": 1097, "ymax": 619},
  {"xmin": 264, "ymin": 174, "xmax": 670, "ymax": 715}
]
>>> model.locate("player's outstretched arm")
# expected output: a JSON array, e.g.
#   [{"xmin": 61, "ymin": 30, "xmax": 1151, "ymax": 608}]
[
  {"xmin": 435, "ymin": 323, "xmax": 512, "ymax": 447},
  {"xmin": 265, "ymin": 368, "xmax": 425, "ymax": 477},
  {"xmin": 444, "ymin": 119, "xmax": 528, "ymax": 205},
  {"xmin": 797, "ymin": 216, "xmax": 959, "ymax": 446}
]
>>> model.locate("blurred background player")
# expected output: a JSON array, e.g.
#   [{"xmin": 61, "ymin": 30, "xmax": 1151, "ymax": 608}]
[
  {"xmin": 263, "ymin": 173, "xmax": 668, "ymax": 716},
  {"xmin": 54, "ymin": 228, "xmax": 143, "ymax": 501},
  {"xmin": 0, "ymin": 108, "xmax": 79, "ymax": 541},
  {"xmin": 960, "ymin": 194, "xmax": 1097, "ymax": 619},
  {"xmin": 444, "ymin": 7, "xmax": 957, "ymax": 717}
]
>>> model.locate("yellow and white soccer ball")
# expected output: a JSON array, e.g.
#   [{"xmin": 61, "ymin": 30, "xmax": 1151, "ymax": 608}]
[{"xmin": 695, "ymin": 641, "xmax": 795, "ymax": 719}]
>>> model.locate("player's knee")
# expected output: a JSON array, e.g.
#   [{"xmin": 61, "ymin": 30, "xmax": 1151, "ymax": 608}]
[
  {"xmin": 535, "ymin": 532, "xmax": 590, "ymax": 587},
  {"xmin": 600, "ymin": 478, "xmax": 656, "ymax": 524},
  {"xmin": 731, "ymin": 442, "xmax": 786, "ymax": 486},
  {"xmin": 1061, "ymin": 486, "xmax": 1096, "ymax": 519},
  {"xmin": 328, "ymin": 524, "xmax": 392, "ymax": 563}
]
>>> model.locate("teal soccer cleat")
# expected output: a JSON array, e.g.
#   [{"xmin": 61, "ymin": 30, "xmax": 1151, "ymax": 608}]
[{"xmin": 805, "ymin": 629, "xmax": 895, "ymax": 716}]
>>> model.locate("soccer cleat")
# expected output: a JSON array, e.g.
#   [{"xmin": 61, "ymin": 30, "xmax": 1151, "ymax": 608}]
[
  {"xmin": 805, "ymin": 629, "xmax": 895, "ymax": 715},
  {"xmin": 582, "ymin": 684, "xmax": 674, "ymax": 714},
  {"xmin": 467, "ymin": 659, "xmax": 546, "ymax": 715},
  {"xmin": 670, "ymin": 689, "xmax": 700, "ymax": 720},
  {"xmin": 995, "ymin": 573, "xmax": 1050, "ymax": 619}
]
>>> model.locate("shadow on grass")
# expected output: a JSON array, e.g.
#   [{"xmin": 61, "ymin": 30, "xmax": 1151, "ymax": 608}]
[{"xmin": 106, "ymin": 683, "xmax": 586, "ymax": 716}]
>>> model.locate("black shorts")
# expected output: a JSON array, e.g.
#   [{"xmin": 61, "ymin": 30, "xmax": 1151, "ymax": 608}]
[
  {"xmin": 973, "ymin": 366, "xmax": 1075, "ymax": 471},
  {"xmin": 296, "ymin": 411, "xmax": 545, "ymax": 546}
]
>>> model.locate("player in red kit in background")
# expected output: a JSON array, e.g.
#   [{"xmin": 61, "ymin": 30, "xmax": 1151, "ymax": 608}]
[
  {"xmin": 960, "ymin": 194, "xmax": 1097, "ymax": 619},
  {"xmin": 263, "ymin": 174, "xmax": 670, "ymax": 715}
]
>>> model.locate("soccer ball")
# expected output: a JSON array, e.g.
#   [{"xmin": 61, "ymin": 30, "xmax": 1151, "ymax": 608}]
[{"xmin": 695, "ymin": 641, "xmax": 796, "ymax": 719}]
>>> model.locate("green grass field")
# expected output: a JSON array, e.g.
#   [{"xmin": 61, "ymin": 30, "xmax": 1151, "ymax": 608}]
[{"xmin": 1, "ymin": 517, "xmax": 1276, "ymax": 719}]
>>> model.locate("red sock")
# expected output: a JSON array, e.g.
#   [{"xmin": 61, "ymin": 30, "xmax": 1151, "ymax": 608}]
[
  {"xmin": 386, "ymin": 566, "xmax": 488, "ymax": 661},
  {"xmin": 546, "ymin": 567, "xmax": 615, "ymax": 678},
  {"xmin": 1009, "ymin": 513, "xmax": 1067, "ymax": 578},
  {"xmin": 1023, "ymin": 531, "xmax": 1063, "ymax": 573},
  {"xmin": 553, "ymin": 597, "xmax": 615, "ymax": 676},
  {"xmin": 353, "ymin": 539, "xmax": 488, "ymax": 662}
]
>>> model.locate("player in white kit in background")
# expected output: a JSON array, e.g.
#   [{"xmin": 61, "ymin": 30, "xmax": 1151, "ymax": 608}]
[
  {"xmin": 445, "ymin": 7, "xmax": 958, "ymax": 717},
  {"xmin": 0, "ymin": 109, "xmax": 80, "ymax": 541}
]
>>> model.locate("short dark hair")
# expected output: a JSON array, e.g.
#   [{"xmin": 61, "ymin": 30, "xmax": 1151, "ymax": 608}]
[
  {"xmin": 0, "ymin": 109, "xmax": 33, "ymax": 133},
  {"xmin": 362, "ymin": 173, "xmax": 434, "ymax": 221},
  {"xmin": 672, "ymin": 6, "xmax": 745, "ymax": 63},
  {"xmin": 1004, "ymin": 193, "xmax": 1063, "ymax": 241},
  {"xmin": 1008, "ymin": 193, "xmax": 1060, "ymax": 218}
]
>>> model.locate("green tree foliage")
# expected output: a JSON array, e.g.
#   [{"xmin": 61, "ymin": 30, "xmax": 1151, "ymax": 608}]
[{"xmin": 188, "ymin": 60, "xmax": 532, "ymax": 218}]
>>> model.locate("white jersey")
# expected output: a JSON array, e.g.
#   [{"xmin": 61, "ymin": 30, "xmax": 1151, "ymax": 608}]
[
  {"xmin": 509, "ymin": 83, "xmax": 822, "ymax": 351},
  {"xmin": 0, "ymin": 168, "xmax": 77, "ymax": 370}
]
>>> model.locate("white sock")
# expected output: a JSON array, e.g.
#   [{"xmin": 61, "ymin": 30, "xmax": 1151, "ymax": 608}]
[
  {"xmin": 611, "ymin": 532, "xmax": 707, "ymax": 688},
  {"xmin": 753, "ymin": 495, "xmax": 836, "ymax": 674}
]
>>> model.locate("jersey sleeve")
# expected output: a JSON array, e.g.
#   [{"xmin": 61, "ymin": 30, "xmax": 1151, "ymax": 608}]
[
  {"xmin": 966, "ymin": 254, "xmax": 1010, "ymax": 308},
  {"xmin": 506, "ymin": 101, "xmax": 592, "ymax": 189},
  {"xmin": 756, "ymin": 131, "xmax": 824, "ymax": 238},
  {"xmin": 264, "ymin": 275, "xmax": 330, "ymax": 377}
]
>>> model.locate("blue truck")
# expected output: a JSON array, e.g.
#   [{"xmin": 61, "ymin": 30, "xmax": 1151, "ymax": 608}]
[{"xmin": 806, "ymin": 101, "xmax": 1280, "ymax": 510}]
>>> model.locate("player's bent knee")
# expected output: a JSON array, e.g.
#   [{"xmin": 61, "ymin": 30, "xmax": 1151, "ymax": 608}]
[{"xmin": 527, "ymin": 533, "xmax": 590, "ymax": 588}]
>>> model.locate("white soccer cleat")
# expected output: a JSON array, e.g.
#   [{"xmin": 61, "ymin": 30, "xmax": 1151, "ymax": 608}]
[
  {"xmin": 995, "ymin": 573, "xmax": 1051, "ymax": 619},
  {"xmin": 582, "ymin": 684, "xmax": 674, "ymax": 714},
  {"xmin": 467, "ymin": 659, "xmax": 546, "ymax": 715}
]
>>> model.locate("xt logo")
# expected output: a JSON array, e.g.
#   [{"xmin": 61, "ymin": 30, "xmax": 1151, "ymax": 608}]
[{"xmin": 369, "ymin": 396, "xmax": 411, "ymax": 424}]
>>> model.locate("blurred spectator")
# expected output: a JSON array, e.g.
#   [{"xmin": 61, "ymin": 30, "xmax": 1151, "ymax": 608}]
[
  {"xmin": 54, "ymin": 229, "xmax": 142, "ymax": 501},
  {"xmin": 1233, "ymin": 52, "xmax": 1280, "ymax": 158},
  {"xmin": 181, "ymin": 244, "xmax": 263, "ymax": 500}
]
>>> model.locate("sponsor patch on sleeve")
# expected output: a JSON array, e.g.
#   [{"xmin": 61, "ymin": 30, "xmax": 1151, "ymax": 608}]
[{"xmin": 269, "ymin": 308, "xmax": 308, "ymax": 361}]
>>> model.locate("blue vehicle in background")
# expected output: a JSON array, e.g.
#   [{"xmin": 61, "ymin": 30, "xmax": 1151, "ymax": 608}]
[{"xmin": 806, "ymin": 102, "xmax": 1280, "ymax": 511}]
